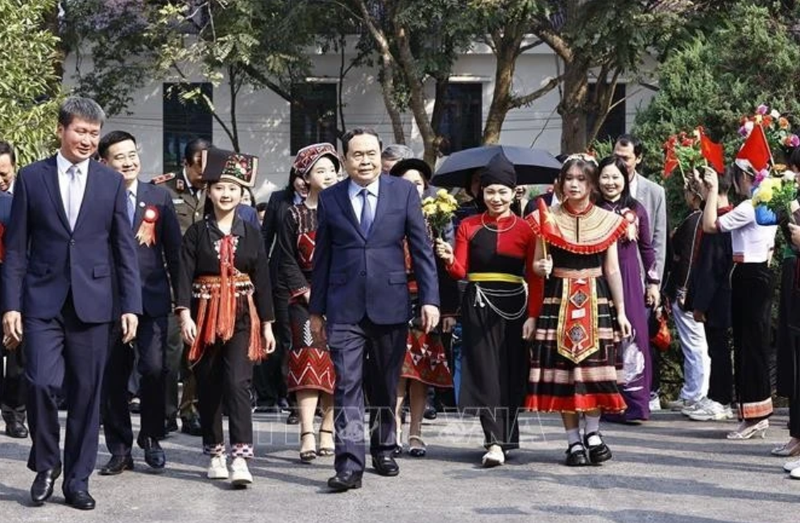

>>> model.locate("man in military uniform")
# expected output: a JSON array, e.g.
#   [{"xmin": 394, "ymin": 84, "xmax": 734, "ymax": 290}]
[
  {"xmin": 152, "ymin": 137, "xmax": 210, "ymax": 436},
  {"xmin": 153, "ymin": 138, "xmax": 261, "ymax": 436}
]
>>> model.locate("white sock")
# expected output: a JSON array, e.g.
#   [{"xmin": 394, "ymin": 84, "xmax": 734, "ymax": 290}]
[
  {"xmin": 584, "ymin": 414, "xmax": 602, "ymax": 446},
  {"xmin": 566, "ymin": 428, "xmax": 581, "ymax": 446}
]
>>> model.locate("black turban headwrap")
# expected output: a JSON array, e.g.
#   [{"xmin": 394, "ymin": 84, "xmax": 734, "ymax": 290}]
[{"xmin": 478, "ymin": 151, "xmax": 516, "ymax": 189}]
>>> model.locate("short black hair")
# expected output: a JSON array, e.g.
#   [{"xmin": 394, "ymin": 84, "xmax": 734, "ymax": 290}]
[
  {"xmin": 719, "ymin": 166, "xmax": 734, "ymax": 195},
  {"xmin": 341, "ymin": 128, "xmax": 381, "ymax": 156},
  {"xmin": 0, "ymin": 141, "xmax": 16, "ymax": 166},
  {"xmin": 256, "ymin": 202, "xmax": 268, "ymax": 213},
  {"xmin": 597, "ymin": 155, "xmax": 636, "ymax": 209},
  {"xmin": 789, "ymin": 146, "xmax": 800, "ymax": 171},
  {"xmin": 615, "ymin": 133, "xmax": 644, "ymax": 159},
  {"xmin": 184, "ymin": 138, "xmax": 212, "ymax": 166},
  {"xmin": 58, "ymin": 96, "xmax": 106, "ymax": 128},
  {"xmin": 98, "ymin": 130, "xmax": 137, "ymax": 159}
]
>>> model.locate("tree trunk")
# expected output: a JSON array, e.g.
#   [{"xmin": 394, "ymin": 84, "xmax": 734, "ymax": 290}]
[
  {"xmin": 379, "ymin": 55, "xmax": 406, "ymax": 144},
  {"xmin": 483, "ymin": 35, "xmax": 517, "ymax": 145},
  {"xmin": 558, "ymin": 60, "xmax": 590, "ymax": 154}
]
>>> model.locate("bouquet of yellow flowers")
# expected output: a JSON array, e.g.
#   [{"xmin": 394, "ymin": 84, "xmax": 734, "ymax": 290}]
[
  {"xmin": 421, "ymin": 189, "xmax": 459, "ymax": 238},
  {"xmin": 752, "ymin": 171, "xmax": 798, "ymax": 225}
]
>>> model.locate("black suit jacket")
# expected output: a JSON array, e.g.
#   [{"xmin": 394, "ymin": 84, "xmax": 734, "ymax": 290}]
[{"xmin": 261, "ymin": 189, "xmax": 295, "ymax": 291}]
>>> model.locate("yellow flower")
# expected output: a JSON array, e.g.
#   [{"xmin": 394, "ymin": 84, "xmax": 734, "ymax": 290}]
[
  {"xmin": 759, "ymin": 187, "xmax": 774, "ymax": 202},
  {"xmin": 437, "ymin": 189, "xmax": 448, "ymax": 198},
  {"xmin": 422, "ymin": 197, "xmax": 434, "ymax": 206}
]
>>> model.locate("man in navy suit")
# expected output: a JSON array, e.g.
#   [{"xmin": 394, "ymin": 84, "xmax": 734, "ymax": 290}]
[
  {"xmin": 310, "ymin": 128, "xmax": 440, "ymax": 491},
  {"xmin": 1, "ymin": 97, "xmax": 142, "ymax": 510},
  {"xmin": 97, "ymin": 131, "xmax": 181, "ymax": 476}
]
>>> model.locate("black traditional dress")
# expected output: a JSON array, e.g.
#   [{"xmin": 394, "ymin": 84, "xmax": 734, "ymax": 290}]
[
  {"xmin": 445, "ymin": 212, "xmax": 542, "ymax": 451},
  {"xmin": 525, "ymin": 202, "xmax": 628, "ymax": 413},
  {"xmin": 278, "ymin": 203, "xmax": 336, "ymax": 394},
  {"xmin": 177, "ymin": 215, "xmax": 274, "ymax": 458}
]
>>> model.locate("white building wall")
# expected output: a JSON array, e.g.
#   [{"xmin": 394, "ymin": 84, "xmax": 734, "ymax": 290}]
[{"xmin": 62, "ymin": 42, "xmax": 655, "ymax": 200}]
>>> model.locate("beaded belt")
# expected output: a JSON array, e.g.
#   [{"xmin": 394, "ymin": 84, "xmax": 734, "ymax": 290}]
[{"xmin": 552, "ymin": 267, "xmax": 602, "ymax": 279}]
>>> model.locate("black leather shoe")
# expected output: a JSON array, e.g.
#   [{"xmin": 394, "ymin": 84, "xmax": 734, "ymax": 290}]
[
  {"xmin": 584, "ymin": 432, "xmax": 612, "ymax": 464},
  {"xmin": 327, "ymin": 471, "xmax": 363, "ymax": 491},
  {"xmin": 5, "ymin": 420, "xmax": 29, "ymax": 439},
  {"xmin": 371, "ymin": 455, "xmax": 400, "ymax": 477},
  {"xmin": 137, "ymin": 435, "xmax": 166, "ymax": 469},
  {"xmin": 165, "ymin": 416, "xmax": 179, "ymax": 434},
  {"xmin": 30, "ymin": 464, "xmax": 61, "ymax": 506},
  {"xmin": 65, "ymin": 490, "xmax": 96, "ymax": 510},
  {"xmin": 565, "ymin": 442, "xmax": 589, "ymax": 467},
  {"xmin": 180, "ymin": 416, "xmax": 202, "ymax": 436},
  {"xmin": 423, "ymin": 404, "xmax": 437, "ymax": 420},
  {"xmin": 285, "ymin": 411, "xmax": 300, "ymax": 425},
  {"xmin": 99, "ymin": 455, "xmax": 134, "ymax": 476}
]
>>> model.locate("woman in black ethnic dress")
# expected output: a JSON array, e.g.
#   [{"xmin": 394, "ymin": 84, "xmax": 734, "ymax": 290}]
[
  {"xmin": 525, "ymin": 154, "xmax": 632, "ymax": 467},
  {"xmin": 388, "ymin": 159, "xmax": 459, "ymax": 458},
  {"xmin": 435, "ymin": 152, "xmax": 543, "ymax": 468},
  {"xmin": 277, "ymin": 143, "xmax": 339, "ymax": 463},
  {"xmin": 177, "ymin": 148, "xmax": 276, "ymax": 487}
]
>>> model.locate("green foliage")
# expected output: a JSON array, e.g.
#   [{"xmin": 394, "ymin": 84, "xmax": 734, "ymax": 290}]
[{"xmin": 0, "ymin": 0, "xmax": 62, "ymax": 165}]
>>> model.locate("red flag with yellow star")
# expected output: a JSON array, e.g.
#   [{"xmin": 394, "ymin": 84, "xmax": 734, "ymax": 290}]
[{"xmin": 537, "ymin": 197, "xmax": 561, "ymax": 240}]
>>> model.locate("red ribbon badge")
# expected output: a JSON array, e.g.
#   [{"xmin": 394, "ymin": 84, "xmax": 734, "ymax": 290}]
[{"xmin": 135, "ymin": 205, "xmax": 159, "ymax": 247}]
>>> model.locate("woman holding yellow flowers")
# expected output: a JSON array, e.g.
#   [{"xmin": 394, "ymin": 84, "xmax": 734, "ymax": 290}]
[
  {"xmin": 388, "ymin": 159, "xmax": 460, "ymax": 458},
  {"xmin": 698, "ymin": 163, "xmax": 777, "ymax": 439}
]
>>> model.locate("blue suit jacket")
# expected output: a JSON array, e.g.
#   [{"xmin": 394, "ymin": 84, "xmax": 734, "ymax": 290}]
[
  {"xmin": 133, "ymin": 182, "xmax": 182, "ymax": 318},
  {"xmin": 310, "ymin": 176, "xmax": 439, "ymax": 325},
  {"xmin": 1, "ymin": 156, "xmax": 142, "ymax": 322},
  {"xmin": 0, "ymin": 191, "xmax": 11, "ymax": 225}
]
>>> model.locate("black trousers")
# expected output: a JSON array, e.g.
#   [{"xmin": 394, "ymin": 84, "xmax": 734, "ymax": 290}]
[
  {"xmin": 194, "ymin": 316, "xmax": 255, "ymax": 450},
  {"xmin": 252, "ymin": 286, "xmax": 289, "ymax": 404},
  {"xmin": 24, "ymin": 297, "xmax": 110, "ymax": 495},
  {"xmin": 1, "ymin": 341, "xmax": 26, "ymax": 424},
  {"xmin": 731, "ymin": 262, "xmax": 775, "ymax": 420},
  {"xmin": 705, "ymin": 324, "xmax": 733, "ymax": 406},
  {"xmin": 102, "ymin": 316, "xmax": 167, "ymax": 456},
  {"xmin": 459, "ymin": 284, "xmax": 527, "ymax": 451}
]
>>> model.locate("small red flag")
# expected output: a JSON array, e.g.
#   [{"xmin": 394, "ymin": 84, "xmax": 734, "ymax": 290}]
[
  {"xmin": 699, "ymin": 130, "xmax": 725, "ymax": 173},
  {"xmin": 736, "ymin": 124, "xmax": 771, "ymax": 172},
  {"xmin": 537, "ymin": 197, "xmax": 561, "ymax": 239}
]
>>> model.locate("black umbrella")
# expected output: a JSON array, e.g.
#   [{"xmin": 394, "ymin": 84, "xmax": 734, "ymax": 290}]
[{"xmin": 432, "ymin": 145, "xmax": 562, "ymax": 188}]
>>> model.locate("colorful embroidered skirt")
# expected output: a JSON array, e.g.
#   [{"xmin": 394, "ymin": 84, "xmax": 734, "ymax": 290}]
[
  {"xmin": 287, "ymin": 298, "xmax": 335, "ymax": 394},
  {"xmin": 525, "ymin": 269, "xmax": 626, "ymax": 413},
  {"xmin": 400, "ymin": 329, "xmax": 453, "ymax": 388}
]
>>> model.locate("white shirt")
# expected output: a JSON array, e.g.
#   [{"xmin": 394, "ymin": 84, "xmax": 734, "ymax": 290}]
[
  {"xmin": 349, "ymin": 177, "xmax": 380, "ymax": 224},
  {"xmin": 56, "ymin": 151, "xmax": 90, "ymax": 219},
  {"xmin": 128, "ymin": 179, "xmax": 139, "ymax": 217},
  {"xmin": 629, "ymin": 172, "xmax": 640, "ymax": 199},
  {"xmin": 718, "ymin": 200, "xmax": 777, "ymax": 263}
]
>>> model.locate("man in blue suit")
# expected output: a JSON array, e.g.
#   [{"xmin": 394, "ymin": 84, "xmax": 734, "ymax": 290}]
[
  {"xmin": 97, "ymin": 131, "xmax": 181, "ymax": 476},
  {"xmin": 310, "ymin": 128, "xmax": 440, "ymax": 491},
  {"xmin": 1, "ymin": 97, "xmax": 142, "ymax": 510}
]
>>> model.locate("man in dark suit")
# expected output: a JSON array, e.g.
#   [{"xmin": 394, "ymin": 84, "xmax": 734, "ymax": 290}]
[
  {"xmin": 310, "ymin": 128, "xmax": 440, "ymax": 491},
  {"xmin": 0, "ymin": 142, "xmax": 27, "ymax": 439},
  {"xmin": 97, "ymin": 131, "xmax": 181, "ymax": 475},
  {"xmin": 1, "ymin": 97, "xmax": 141, "ymax": 510},
  {"xmin": 152, "ymin": 139, "xmax": 259, "ymax": 436}
]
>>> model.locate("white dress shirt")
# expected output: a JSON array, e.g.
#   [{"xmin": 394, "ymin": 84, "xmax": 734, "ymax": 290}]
[
  {"xmin": 56, "ymin": 151, "xmax": 90, "ymax": 221},
  {"xmin": 349, "ymin": 177, "xmax": 380, "ymax": 224},
  {"xmin": 718, "ymin": 200, "xmax": 777, "ymax": 263}
]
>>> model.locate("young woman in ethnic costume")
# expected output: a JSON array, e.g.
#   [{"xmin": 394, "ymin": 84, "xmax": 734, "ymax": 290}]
[
  {"xmin": 526, "ymin": 154, "xmax": 632, "ymax": 467},
  {"xmin": 277, "ymin": 143, "xmax": 339, "ymax": 463},
  {"xmin": 596, "ymin": 155, "xmax": 659, "ymax": 423},
  {"xmin": 436, "ymin": 152, "xmax": 543, "ymax": 468},
  {"xmin": 177, "ymin": 148, "xmax": 276, "ymax": 486},
  {"xmin": 389, "ymin": 159, "xmax": 460, "ymax": 458},
  {"xmin": 698, "ymin": 163, "xmax": 776, "ymax": 440}
]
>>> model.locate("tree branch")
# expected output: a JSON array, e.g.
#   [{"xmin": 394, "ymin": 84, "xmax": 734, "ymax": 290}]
[{"xmin": 510, "ymin": 74, "xmax": 563, "ymax": 109}]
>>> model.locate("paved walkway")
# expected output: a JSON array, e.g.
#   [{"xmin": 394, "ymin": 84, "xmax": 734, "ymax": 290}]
[{"xmin": 0, "ymin": 410, "xmax": 798, "ymax": 522}]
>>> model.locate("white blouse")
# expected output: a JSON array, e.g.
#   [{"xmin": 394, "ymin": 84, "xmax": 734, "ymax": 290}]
[{"xmin": 717, "ymin": 200, "xmax": 776, "ymax": 263}]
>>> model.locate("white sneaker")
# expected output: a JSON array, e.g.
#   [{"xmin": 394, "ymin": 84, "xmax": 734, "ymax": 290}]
[
  {"xmin": 791, "ymin": 467, "xmax": 800, "ymax": 479},
  {"xmin": 230, "ymin": 457, "xmax": 253, "ymax": 486},
  {"xmin": 481, "ymin": 445, "xmax": 505, "ymax": 468},
  {"xmin": 688, "ymin": 399, "xmax": 732, "ymax": 421},
  {"xmin": 783, "ymin": 457, "xmax": 800, "ymax": 473},
  {"xmin": 649, "ymin": 392, "xmax": 662, "ymax": 412},
  {"xmin": 681, "ymin": 398, "xmax": 705, "ymax": 416},
  {"xmin": 207, "ymin": 455, "xmax": 229, "ymax": 480},
  {"xmin": 665, "ymin": 398, "xmax": 697, "ymax": 411}
]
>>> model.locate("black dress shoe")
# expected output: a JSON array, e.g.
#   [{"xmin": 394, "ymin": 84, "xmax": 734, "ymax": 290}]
[
  {"xmin": 65, "ymin": 490, "xmax": 96, "ymax": 510},
  {"xmin": 564, "ymin": 442, "xmax": 589, "ymax": 467},
  {"xmin": 584, "ymin": 432, "xmax": 612, "ymax": 464},
  {"xmin": 99, "ymin": 455, "xmax": 134, "ymax": 476},
  {"xmin": 5, "ymin": 420, "xmax": 29, "ymax": 438},
  {"xmin": 371, "ymin": 454, "xmax": 400, "ymax": 476},
  {"xmin": 423, "ymin": 404, "xmax": 438, "ymax": 420},
  {"xmin": 285, "ymin": 411, "xmax": 300, "ymax": 425},
  {"xmin": 327, "ymin": 471, "xmax": 363, "ymax": 491},
  {"xmin": 165, "ymin": 416, "xmax": 179, "ymax": 434},
  {"xmin": 180, "ymin": 416, "xmax": 203, "ymax": 436},
  {"xmin": 30, "ymin": 464, "xmax": 61, "ymax": 505},
  {"xmin": 137, "ymin": 435, "xmax": 166, "ymax": 469}
]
